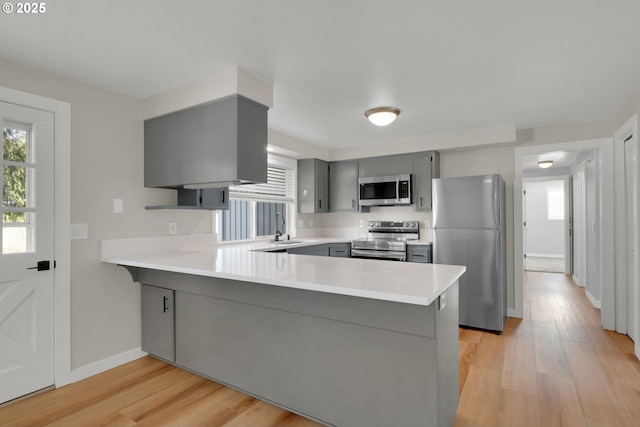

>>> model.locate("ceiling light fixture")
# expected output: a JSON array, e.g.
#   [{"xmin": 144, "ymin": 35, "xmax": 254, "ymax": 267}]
[
  {"xmin": 538, "ymin": 160, "xmax": 553, "ymax": 169},
  {"xmin": 365, "ymin": 107, "xmax": 400, "ymax": 126}
]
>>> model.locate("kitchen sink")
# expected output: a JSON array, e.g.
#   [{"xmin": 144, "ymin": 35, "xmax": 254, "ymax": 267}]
[{"xmin": 268, "ymin": 240, "xmax": 302, "ymax": 244}]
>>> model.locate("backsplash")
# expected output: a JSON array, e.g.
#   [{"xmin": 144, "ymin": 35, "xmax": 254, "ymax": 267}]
[{"xmin": 296, "ymin": 206, "xmax": 433, "ymax": 239}]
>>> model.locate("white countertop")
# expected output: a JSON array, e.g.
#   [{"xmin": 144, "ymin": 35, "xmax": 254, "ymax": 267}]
[{"xmin": 100, "ymin": 234, "xmax": 464, "ymax": 307}]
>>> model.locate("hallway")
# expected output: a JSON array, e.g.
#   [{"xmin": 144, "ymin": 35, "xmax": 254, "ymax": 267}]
[{"xmin": 455, "ymin": 271, "xmax": 640, "ymax": 427}]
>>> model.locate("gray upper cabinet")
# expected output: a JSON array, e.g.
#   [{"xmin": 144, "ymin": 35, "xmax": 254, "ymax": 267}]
[
  {"xmin": 358, "ymin": 154, "xmax": 413, "ymax": 177},
  {"xmin": 329, "ymin": 160, "xmax": 359, "ymax": 212},
  {"xmin": 146, "ymin": 187, "xmax": 229, "ymax": 210},
  {"xmin": 413, "ymin": 151, "xmax": 440, "ymax": 211},
  {"xmin": 298, "ymin": 159, "xmax": 329, "ymax": 213},
  {"xmin": 144, "ymin": 95, "xmax": 268, "ymax": 189}
]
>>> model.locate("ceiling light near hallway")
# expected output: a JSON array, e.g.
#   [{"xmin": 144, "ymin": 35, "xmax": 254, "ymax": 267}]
[
  {"xmin": 365, "ymin": 107, "xmax": 400, "ymax": 126},
  {"xmin": 538, "ymin": 160, "xmax": 554, "ymax": 168}
]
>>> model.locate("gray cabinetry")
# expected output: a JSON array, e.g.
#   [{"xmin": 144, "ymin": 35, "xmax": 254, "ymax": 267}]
[
  {"xmin": 413, "ymin": 151, "xmax": 440, "ymax": 211},
  {"xmin": 137, "ymin": 269, "xmax": 459, "ymax": 427},
  {"xmin": 287, "ymin": 242, "xmax": 351, "ymax": 257},
  {"xmin": 329, "ymin": 160, "xmax": 359, "ymax": 212},
  {"xmin": 297, "ymin": 159, "xmax": 329, "ymax": 213},
  {"xmin": 358, "ymin": 153, "xmax": 413, "ymax": 177},
  {"xmin": 407, "ymin": 244, "xmax": 433, "ymax": 263},
  {"xmin": 329, "ymin": 243, "xmax": 351, "ymax": 257},
  {"xmin": 287, "ymin": 244, "xmax": 330, "ymax": 256},
  {"xmin": 144, "ymin": 95, "xmax": 268, "ymax": 189},
  {"xmin": 141, "ymin": 284, "xmax": 175, "ymax": 362},
  {"xmin": 164, "ymin": 187, "xmax": 229, "ymax": 210}
]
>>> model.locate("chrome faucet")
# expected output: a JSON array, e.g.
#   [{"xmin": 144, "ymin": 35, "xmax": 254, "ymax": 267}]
[{"xmin": 275, "ymin": 212, "xmax": 285, "ymax": 241}]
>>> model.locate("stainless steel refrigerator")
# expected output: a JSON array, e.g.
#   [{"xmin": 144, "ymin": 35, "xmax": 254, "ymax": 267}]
[{"xmin": 432, "ymin": 174, "xmax": 507, "ymax": 333}]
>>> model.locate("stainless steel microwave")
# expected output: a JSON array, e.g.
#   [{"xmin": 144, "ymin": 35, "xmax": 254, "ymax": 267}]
[{"xmin": 358, "ymin": 174, "xmax": 412, "ymax": 206}]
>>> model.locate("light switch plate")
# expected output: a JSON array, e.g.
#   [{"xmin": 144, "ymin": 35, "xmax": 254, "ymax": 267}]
[
  {"xmin": 71, "ymin": 223, "xmax": 88, "ymax": 240},
  {"xmin": 113, "ymin": 198, "xmax": 124, "ymax": 214}
]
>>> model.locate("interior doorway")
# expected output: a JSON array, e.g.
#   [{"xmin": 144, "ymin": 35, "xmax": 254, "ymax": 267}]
[
  {"xmin": 514, "ymin": 138, "xmax": 615, "ymax": 332},
  {"xmin": 523, "ymin": 179, "xmax": 568, "ymax": 274}
]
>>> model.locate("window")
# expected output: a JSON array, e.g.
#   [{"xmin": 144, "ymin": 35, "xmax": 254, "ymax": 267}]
[
  {"xmin": 217, "ymin": 154, "xmax": 295, "ymax": 241},
  {"xmin": 547, "ymin": 187, "xmax": 564, "ymax": 220},
  {"xmin": 2, "ymin": 122, "xmax": 35, "ymax": 254}
]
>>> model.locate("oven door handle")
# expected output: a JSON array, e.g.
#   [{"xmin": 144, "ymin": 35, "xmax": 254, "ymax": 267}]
[{"xmin": 351, "ymin": 249, "xmax": 407, "ymax": 261}]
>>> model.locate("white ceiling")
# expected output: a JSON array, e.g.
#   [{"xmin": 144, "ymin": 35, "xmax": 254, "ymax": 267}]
[
  {"xmin": 521, "ymin": 150, "xmax": 583, "ymax": 171},
  {"xmin": 2, "ymin": 0, "xmax": 640, "ymax": 150}
]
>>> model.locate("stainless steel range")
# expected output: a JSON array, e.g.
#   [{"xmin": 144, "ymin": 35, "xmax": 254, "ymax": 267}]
[{"xmin": 351, "ymin": 221, "xmax": 419, "ymax": 261}]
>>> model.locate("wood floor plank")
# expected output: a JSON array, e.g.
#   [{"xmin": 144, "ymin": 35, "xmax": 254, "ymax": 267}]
[
  {"xmin": 220, "ymin": 400, "xmax": 292, "ymax": 427},
  {"xmin": 453, "ymin": 366, "xmax": 502, "ymax": 427},
  {"xmin": 459, "ymin": 340, "xmax": 478, "ymax": 393},
  {"xmin": 612, "ymin": 385, "xmax": 640, "ymax": 427},
  {"xmin": 533, "ymin": 320, "xmax": 571, "ymax": 378},
  {"xmin": 584, "ymin": 418, "xmax": 624, "ymax": 427},
  {"xmin": 501, "ymin": 332, "xmax": 538, "ymax": 396},
  {"xmin": 499, "ymin": 388, "xmax": 540, "ymax": 427},
  {"xmin": 586, "ymin": 326, "xmax": 640, "ymax": 391},
  {"xmin": 562, "ymin": 338, "xmax": 634, "ymax": 426},
  {"xmin": 537, "ymin": 373, "xmax": 586, "ymax": 427},
  {"xmin": 459, "ymin": 327, "xmax": 483, "ymax": 344},
  {"xmin": 472, "ymin": 331, "xmax": 507, "ymax": 373}
]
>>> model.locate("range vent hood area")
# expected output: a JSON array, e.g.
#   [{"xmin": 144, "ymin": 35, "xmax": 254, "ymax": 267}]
[{"xmin": 144, "ymin": 94, "xmax": 268, "ymax": 210}]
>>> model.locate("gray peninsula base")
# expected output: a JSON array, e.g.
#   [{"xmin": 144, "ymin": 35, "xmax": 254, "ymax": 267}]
[{"xmin": 137, "ymin": 268, "xmax": 459, "ymax": 427}]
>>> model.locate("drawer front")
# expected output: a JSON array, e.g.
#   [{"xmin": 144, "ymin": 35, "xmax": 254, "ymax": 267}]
[{"xmin": 329, "ymin": 243, "xmax": 351, "ymax": 257}]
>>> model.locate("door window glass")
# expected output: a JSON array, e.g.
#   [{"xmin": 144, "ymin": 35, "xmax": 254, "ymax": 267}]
[{"xmin": 2, "ymin": 123, "xmax": 35, "ymax": 254}]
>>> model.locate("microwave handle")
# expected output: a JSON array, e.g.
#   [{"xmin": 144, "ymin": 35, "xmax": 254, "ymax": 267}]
[{"xmin": 396, "ymin": 179, "xmax": 400, "ymax": 202}]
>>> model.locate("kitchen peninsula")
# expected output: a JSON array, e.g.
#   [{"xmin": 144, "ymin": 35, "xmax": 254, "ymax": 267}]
[{"xmin": 101, "ymin": 234, "xmax": 465, "ymax": 427}]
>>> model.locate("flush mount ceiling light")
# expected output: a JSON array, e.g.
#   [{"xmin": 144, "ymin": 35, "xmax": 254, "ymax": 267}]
[
  {"xmin": 538, "ymin": 160, "xmax": 554, "ymax": 168},
  {"xmin": 365, "ymin": 107, "xmax": 400, "ymax": 126}
]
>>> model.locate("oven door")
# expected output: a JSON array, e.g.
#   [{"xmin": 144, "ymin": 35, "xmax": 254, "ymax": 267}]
[{"xmin": 351, "ymin": 249, "xmax": 407, "ymax": 261}]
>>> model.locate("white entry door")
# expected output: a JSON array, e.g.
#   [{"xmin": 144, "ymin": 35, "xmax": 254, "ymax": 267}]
[{"xmin": 0, "ymin": 101, "xmax": 55, "ymax": 403}]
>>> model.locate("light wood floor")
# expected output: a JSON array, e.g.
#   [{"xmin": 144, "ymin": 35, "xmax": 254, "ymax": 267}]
[{"xmin": 1, "ymin": 271, "xmax": 639, "ymax": 426}]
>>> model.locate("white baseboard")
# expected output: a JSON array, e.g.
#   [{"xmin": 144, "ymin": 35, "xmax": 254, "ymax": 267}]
[
  {"xmin": 70, "ymin": 347, "xmax": 148, "ymax": 383},
  {"xmin": 585, "ymin": 290, "xmax": 601, "ymax": 309},
  {"xmin": 572, "ymin": 275, "xmax": 584, "ymax": 287},
  {"xmin": 526, "ymin": 253, "xmax": 564, "ymax": 258},
  {"xmin": 507, "ymin": 308, "xmax": 523, "ymax": 318}
]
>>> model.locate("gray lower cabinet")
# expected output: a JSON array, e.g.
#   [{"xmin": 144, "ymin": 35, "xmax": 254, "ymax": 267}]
[
  {"xmin": 297, "ymin": 159, "xmax": 329, "ymax": 213},
  {"xmin": 413, "ymin": 151, "xmax": 440, "ymax": 211},
  {"xmin": 407, "ymin": 244, "xmax": 433, "ymax": 263},
  {"xmin": 329, "ymin": 160, "xmax": 359, "ymax": 212},
  {"xmin": 138, "ymin": 269, "xmax": 459, "ymax": 427},
  {"xmin": 287, "ymin": 243, "xmax": 351, "ymax": 257},
  {"xmin": 141, "ymin": 284, "xmax": 175, "ymax": 362},
  {"xmin": 287, "ymin": 244, "xmax": 330, "ymax": 256},
  {"xmin": 329, "ymin": 243, "xmax": 351, "ymax": 257}
]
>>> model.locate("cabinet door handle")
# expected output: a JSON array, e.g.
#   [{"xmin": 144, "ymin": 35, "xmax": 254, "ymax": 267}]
[
  {"xmin": 163, "ymin": 296, "xmax": 169, "ymax": 313},
  {"xmin": 352, "ymin": 199, "xmax": 355, "ymax": 208},
  {"xmin": 419, "ymin": 196, "xmax": 423, "ymax": 207},
  {"xmin": 220, "ymin": 189, "xmax": 225, "ymax": 204},
  {"xmin": 318, "ymin": 199, "xmax": 322, "ymax": 209}
]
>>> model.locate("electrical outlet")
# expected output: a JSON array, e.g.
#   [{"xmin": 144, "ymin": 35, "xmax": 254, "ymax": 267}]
[
  {"xmin": 168, "ymin": 221, "xmax": 177, "ymax": 235},
  {"xmin": 359, "ymin": 219, "xmax": 365, "ymax": 227},
  {"xmin": 71, "ymin": 223, "xmax": 88, "ymax": 240},
  {"xmin": 425, "ymin": 220, "xmax": 431, "ymax": 229},
  {"xmin": 439, "ymin": 292, "xmax": 447, "ymax": 311}
]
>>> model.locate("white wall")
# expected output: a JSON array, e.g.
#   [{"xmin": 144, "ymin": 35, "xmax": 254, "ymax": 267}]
[
  {"xmin": 524, "ymin": 180, "xmax": 565, "ymax": 257},
  {"xmin": 0, "ymin": 59, "xmax": 212, "ymax": 370}
]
